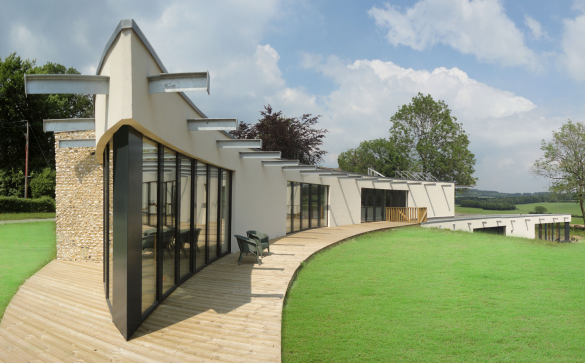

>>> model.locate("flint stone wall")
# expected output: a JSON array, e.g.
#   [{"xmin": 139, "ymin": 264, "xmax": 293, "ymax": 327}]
[{"xmin": 54, "ymin": 131, "xmax": 104, "ymax": 263}]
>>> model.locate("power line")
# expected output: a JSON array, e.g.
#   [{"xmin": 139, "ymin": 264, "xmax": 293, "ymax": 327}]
[{"xmin": 29, "ymin": 126, "xmax": 52, "ymax": 169}]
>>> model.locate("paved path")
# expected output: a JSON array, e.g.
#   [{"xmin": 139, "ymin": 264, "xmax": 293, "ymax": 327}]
[{"xmin": 0, "ymin": 221, "xmax": 410, "ymax": 362}]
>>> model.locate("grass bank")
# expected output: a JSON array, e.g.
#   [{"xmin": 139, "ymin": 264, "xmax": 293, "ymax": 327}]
[
  {"xmin": 0, "ymin": 212, "xmax": 55, "ymax": 221},
  {"xmin": 0, "ymin": 221, "xmax": 56, "ymax": 318},
  {"xmin": 282, "ymin": 226, "xmax": 585, "ymax": 362}
]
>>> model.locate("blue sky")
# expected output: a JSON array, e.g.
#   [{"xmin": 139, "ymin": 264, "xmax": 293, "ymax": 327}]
[{"xmin": 2, "ymin": 0, "xmax": 585, "ymax": 193}]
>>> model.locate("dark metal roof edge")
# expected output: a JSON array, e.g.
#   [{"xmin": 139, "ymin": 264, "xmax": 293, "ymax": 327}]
[{"xmin": 95, "ymin": 19, "xmax": 208, "ymax": 119}]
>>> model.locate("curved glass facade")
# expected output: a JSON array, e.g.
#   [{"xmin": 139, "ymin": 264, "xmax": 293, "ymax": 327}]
[{"xmin": 103, "ymin": 125, "xmax": 232, "ymax": 339}]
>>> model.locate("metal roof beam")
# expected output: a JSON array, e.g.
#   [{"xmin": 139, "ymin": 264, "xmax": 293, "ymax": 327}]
[
  {"xmin": 240, "ymin": 151, "xmax": 281, "ymax": 159},
  {"xmin": 262, "ymin": 160, "xmax": 299, "ymax": 167},
  {"xmin": 58, "ymin": 139, "xmax": 96, "ymax": 148},
  {"xmin": 188, "ymin": 118, "xmax": 237, "ymax": 131},
  {"xmin": 282, "ymin": 165, "xmax": 317, "ymax": 171},
  {"xmin": 148, "ymin": 72, "xmax": 209, "ymax": 94},
  {"xmin": 43, "ymin": 118, "xmax": 96, "ymax": 133},
  {"xmin": 25, "ymin": 74, "xmax": 109, "ymax": 96},
  {"xmin": 217, "ymin": 139, "xmax": 262, "ymax": 149}
]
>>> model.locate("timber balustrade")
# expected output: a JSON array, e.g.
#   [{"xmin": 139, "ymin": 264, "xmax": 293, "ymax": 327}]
[{"xmin": 386, "ymin": 207, "xmax": 428, "ymax": 223}]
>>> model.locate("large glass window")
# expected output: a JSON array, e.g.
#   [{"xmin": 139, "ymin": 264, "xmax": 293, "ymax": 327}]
[
  {"xmin": 208, "ymin": 166, "xmax": 219, "ymax": 260},
  {"xmin": 141, "ymin": 137, "xmax": 157, "ymax": 313},
  {"xmin": 162, "ymin": 148, "xmax": 176, "ymax": 295},
  {"xmin": 287, "ymin": 182, "xmax": 328, "ymax": 233},
  {"xmin": 311, "ymin": 184, "xmax": 319, "ymax": 228},
  {"xmin": 375, "ymin": 189, "xmax": 384, "ymax": 221},
  {"xmin": 320, "ymin": 185, "xmax": 328, "ymax": 227},
  {"xmin": 301, "ymin": 183, "xmax": 310, "ymax": 230},
  {"xmin": 179, "ymin": 156, "xmax": 192, "ymax": 279},
  {"xmin": 286, "ymin": 182, "xmax": 292, "ymax": 234},
  {"xmin": 361, "ymin": 189, "xmax": 408, "ymax": 222},
  {"xmin": 220, "ymin": 170, "xmax": 230, "ymax": 255},
  {"xmin": 293, "ymin": 183, "xmax": 301, "ymax": 232},
  {"xmin": 195, "ymin": 162, "xmax": 207, "ymax": 270},
  {"xmin": 104, "ymin": 127, "xmax": 233, "ymax": 334}
]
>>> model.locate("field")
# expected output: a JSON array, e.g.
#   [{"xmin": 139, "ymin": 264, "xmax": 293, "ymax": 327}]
[
  {"xmin": 456, "ymin": 202, "xmax": 584, "ymax": 224},
  {"xmin": 0, "ymin": 221, "xmax": 56, "ymax": 318},
  {"xmin": 282, "ymin": 226, "xmax": 585, "ymax": 362},
  {"xmin": 0, "ymin": 212, "xmax": 55, "ymax": 221}
]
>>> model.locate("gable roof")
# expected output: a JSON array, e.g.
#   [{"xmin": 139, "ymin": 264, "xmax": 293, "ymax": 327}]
[{"xmin": 96, "ymin": 19, "xmax": 208, "ymax": 119}]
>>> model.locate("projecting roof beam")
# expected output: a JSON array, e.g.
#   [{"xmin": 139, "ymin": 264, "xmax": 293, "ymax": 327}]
[
  {"xmin": 58, "ymin": 139, "xmax": 96, "ymax": 148},
  {"xmin": 282, "ymin": 165, "xmax": 317, "ymax": 171},
  {"xmin": 217, "ymin": 139, "xmax": 262, "ymax": 149},
  {"xmin": 262, "ymin": 160, "xmax": 299, "ymax": 167},
  {"xmin": 25, "ymin": 74, "xmax": 109, "ymax": 96},
  {"xmin": 338, "ymin": 176, "xmax": 364, "ymax": 179},
  {"xmin": 320, "ymin": 173, "xmax": 349, "ymax": 177},
  {"xmin": 148, "ymin": 72, "xmax": 209, "ymax": 94},
  {"xmin": 300, "ymin": 169, "xmax": 331, "ymax": 175},
  {"xmin": 43, "ymin": 118, "xmax": 96, "ymax": 133},
  {"xmin": 240, "ymin": 151, "xmax": 281, "ymax": 159},
  {"xmin": 187, "ymin": 118, "xmax": 237, "ymax": 131}
]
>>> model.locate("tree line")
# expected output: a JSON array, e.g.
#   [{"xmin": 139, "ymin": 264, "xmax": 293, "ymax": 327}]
[
  {"xmin": 0, "ymin": 52, "xmax": 93, "ymax": 199},
  {"xmin": 338, "ymin": 93, "xmax": 477, "ymax": 186}
]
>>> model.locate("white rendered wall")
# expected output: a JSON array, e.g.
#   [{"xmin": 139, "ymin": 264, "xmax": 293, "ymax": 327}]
[
  {"xmin": 421, "ymin": 214, "xmax": 572, "ymax": 239},
  {"xmin": 93, "ymin": 28, "xmax": 456, "ymax": 251}
]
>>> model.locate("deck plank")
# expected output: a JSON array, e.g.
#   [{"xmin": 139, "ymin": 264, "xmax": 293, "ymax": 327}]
[{"xmin": 0, "ymin": 221, "xmax": 410, "ymax": 362}]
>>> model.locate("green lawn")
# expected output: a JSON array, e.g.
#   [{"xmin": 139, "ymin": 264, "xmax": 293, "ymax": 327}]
[
  {"xmin": 282, "ymin": 227, "xmax": 585, "ymax": 362},
  {"xmin": 0, "ymin": 221, "xmax": 56, "ymax": 319},
  {"xmin": 456, "ymin": 202, "xmax": 584, "ymax": 224},
  {"xmin": 0, "ymin": 212, "xmax": 55, "ymax": 221}
]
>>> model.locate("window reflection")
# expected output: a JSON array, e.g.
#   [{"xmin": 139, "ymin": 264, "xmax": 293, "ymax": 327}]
[
  {"xmin": 195, "ymin": 162, "xmax": 207, "ymax": 269},
  {"xmin": 320, "ymin": 185, "xmax": 328, "ymax": 227},
  {"xmin": 179, "ymin": 156, "xmax": 192, "ymax": 279},
  {"xmin": 162, "ymin": 147, "xmax": 176, "ymax": 295},
  {"xmin": 141, "ymin": 137, "xmax": 157, "ymax": 313},
  {"xmin": 293, "ymin": 183, "xmax": 301, "ymax": 232},
  {"xmin": 220, "ymin": 170, "xmax": 230, "ymax": 255},
  {"xmin": 208, "ymin": 166, "xmax": 219, "ymax": 260},
  {"xmin": 286, "ymin": 182, "xmax": 292, "ymax": 233}
]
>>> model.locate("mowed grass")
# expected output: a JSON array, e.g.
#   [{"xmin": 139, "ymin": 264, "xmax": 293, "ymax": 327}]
[
  {"xmin": 456, "ymin": 202, "xmax": 585, "ymax": 224},
  {"xmin": 0, "ymin": 221, "xmax": 56, "ymax": 318},
  {"xmin": 282, "ymin": 226, "xmax": 585, "ymax": 362},
  {"xmin": 0, "ymin": 212, "xmax": 55, "ymax": 221}
]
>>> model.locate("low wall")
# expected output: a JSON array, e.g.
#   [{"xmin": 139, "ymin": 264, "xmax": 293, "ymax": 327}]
[{"xmin": 421, "ymin": 214, "xmax": 572, "ymax": 239}]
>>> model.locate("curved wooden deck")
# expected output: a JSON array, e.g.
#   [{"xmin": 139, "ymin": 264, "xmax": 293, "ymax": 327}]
[{"xmin": 0, "ymin": 221, "xmax": 410, "ymax": 362}]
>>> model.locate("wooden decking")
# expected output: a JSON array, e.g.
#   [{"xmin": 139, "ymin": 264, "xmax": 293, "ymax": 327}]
[{"xmin": 0, "ymin": 221, "xmax": 410, "ymax": 362}]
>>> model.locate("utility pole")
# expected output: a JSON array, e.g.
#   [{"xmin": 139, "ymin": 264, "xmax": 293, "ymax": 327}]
[{"xmin": 24, "ymin": 120, "xmax": 29, "ymax": 199}]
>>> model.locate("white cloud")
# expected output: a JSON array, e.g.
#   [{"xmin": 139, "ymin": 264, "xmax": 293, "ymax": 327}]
[
  {"xmin": 559, "ymin": 7, "xmax": 585, "ymax": 81},
  {"xmin": 524, "ymin": 15, "xmax": 547, "ymax": 40},
  {"xmin": 368, "ymin": 0, "xmax": 538, "ymax": 69}
]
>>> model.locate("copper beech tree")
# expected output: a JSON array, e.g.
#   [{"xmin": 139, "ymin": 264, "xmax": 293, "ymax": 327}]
[{"xmin": 230, "ymin": 105, "xmax": 328, "ymax": 165}]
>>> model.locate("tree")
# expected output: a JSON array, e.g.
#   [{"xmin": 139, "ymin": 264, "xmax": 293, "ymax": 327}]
[
  {"xmin": 531, "ymin": 120, "xmax": 585, "ymax": 222},
  {"xmin": 230, "ymin": 105, "xmax": 328, "ymax": 165},
  {"xmin": 534, "ymin": 206, "xmax": 548, "ymax": 214},
  {"xmin": 389, "ymin": 93, "xmax": 477, "ymax": 185},
  {"xmin": 0, "ymin": 53, "xmax": 94, "ymax": 174},
  {"xmin": 337, "ymin": 138, "xmax": 410, "ymax": 177}
]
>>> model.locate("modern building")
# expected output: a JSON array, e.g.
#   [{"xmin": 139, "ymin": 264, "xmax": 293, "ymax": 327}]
[{"xmin": 29, "ymin": 19, "xmax": 457, "ymax": 340}]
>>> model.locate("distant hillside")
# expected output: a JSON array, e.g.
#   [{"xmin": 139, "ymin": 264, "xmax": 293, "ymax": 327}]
[{"xmin": 461, "ymin": 189, "xmax": 551, "ymax": 198}]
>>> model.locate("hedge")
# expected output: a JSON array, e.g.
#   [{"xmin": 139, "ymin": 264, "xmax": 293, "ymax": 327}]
[
  {"xmin": 459, "ymin": 199, "xmax": 516, "ymax": 211},
  {"xmin": 0, "ymin": 196, "xmax": 55, "ymax": 213}
]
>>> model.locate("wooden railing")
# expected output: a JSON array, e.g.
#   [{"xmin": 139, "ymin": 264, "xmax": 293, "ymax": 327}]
[{"xmin": 386, "ymin": 207, "xmax": 427, "ymax": 223}]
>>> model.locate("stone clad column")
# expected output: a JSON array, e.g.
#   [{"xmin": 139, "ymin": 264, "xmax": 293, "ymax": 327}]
[{"xmin": 54, "ymin": 131, "xmax": 103, "ymax": 262}]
